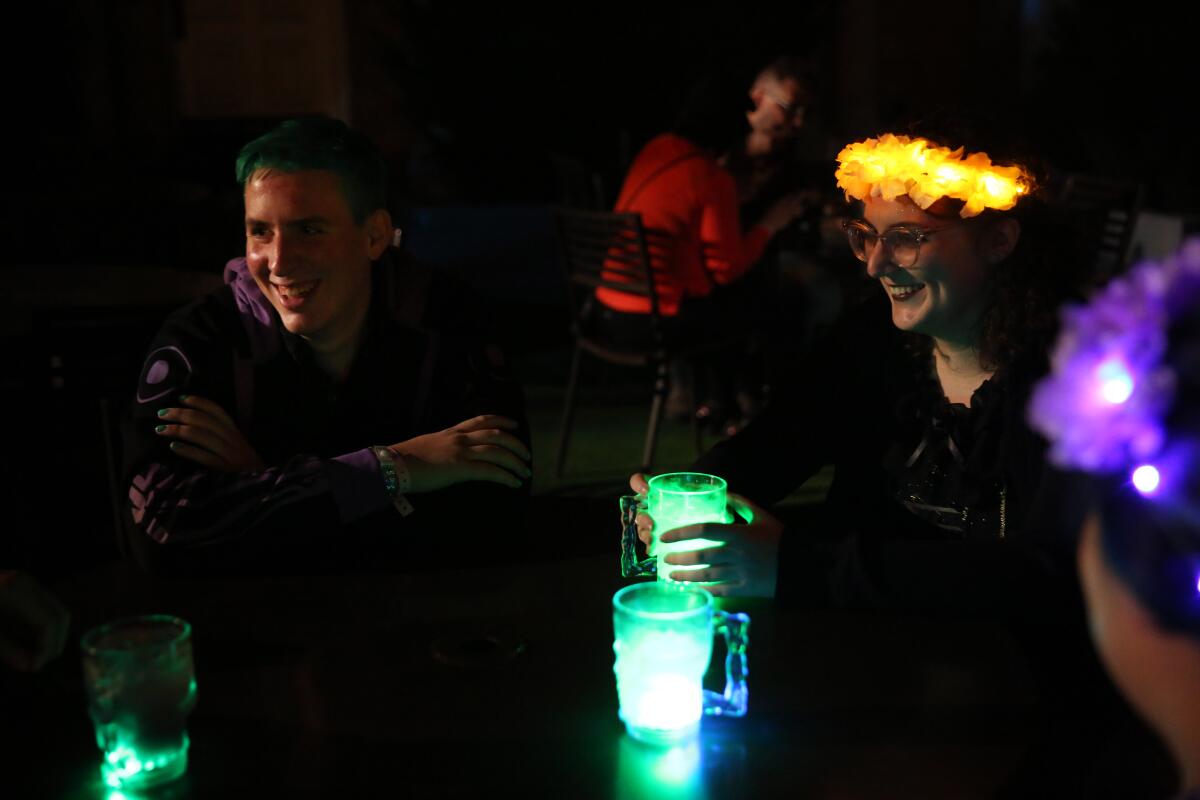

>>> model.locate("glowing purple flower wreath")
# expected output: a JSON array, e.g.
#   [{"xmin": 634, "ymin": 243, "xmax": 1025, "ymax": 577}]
[{"xmin": 1028, "ymin": 238, "xmax": 1200, "ymax": 494}]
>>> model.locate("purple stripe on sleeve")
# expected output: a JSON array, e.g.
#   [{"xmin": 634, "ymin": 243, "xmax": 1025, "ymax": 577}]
[
  {"xmin": 128, "ymin": 455, "xmax": 336, "ymax": 548},
  {"xmin": 327, "ymin": 449, "xmax": 392, "ymax": 523}
]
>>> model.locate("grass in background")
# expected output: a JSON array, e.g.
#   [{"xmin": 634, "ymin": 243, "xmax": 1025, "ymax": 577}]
[{"xmin": 518, "ymin": 351, "xmax": 832, "ymax": 504}]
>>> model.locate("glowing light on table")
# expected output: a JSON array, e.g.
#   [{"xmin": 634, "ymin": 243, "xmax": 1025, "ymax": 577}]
[
  {"xmin": 612, "ymin": 582, "xmax": 748, "ymax": 749},
  {"xmin": 100, "ymin": 740, "xmax": 190, "ymax": 789},
  {"xmin": 82, "ymin": 616, "xmax": 197, "ymax": 791},
  {"xmin": 615, "ymin": 630, "xmax": 707, "ymax": 744},
  {"xmin": 615, "ymin": 737, "xmax": 703, "ymax": 800}
]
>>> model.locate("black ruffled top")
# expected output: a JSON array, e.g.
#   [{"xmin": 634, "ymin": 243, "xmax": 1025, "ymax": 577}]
[{"xmin": 883, "ymin": 356, "xmax": 1010, "ymax": 541}]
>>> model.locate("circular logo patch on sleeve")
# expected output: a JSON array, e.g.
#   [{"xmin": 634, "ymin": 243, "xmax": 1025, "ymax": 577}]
[{"xmin": 136, "ymin": 346, "xmax": 194, "ymax": 404}]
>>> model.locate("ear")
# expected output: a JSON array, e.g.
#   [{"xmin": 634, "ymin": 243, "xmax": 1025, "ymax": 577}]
[
  {"xmin": 364, "ymin": 209, "xmax": 394, "ymax": 260},
  {"xmin": 981, "ymin": 217, "xmax": 1021, "ymax": 264}
]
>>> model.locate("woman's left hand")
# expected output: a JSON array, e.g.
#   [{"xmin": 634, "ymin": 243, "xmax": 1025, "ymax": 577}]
[{"xmin": 660, "ymin": 493, "xmax": 783, "ymax": 597}]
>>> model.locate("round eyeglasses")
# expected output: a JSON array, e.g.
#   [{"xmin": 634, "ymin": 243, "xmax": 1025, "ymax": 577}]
[{"xmin": 841, "ymin": 219, "xmax": 962, "ymax": 269}]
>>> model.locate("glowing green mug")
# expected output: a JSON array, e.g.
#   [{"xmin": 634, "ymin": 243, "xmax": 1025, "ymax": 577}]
[
  {"xmin": 81, "ymin": 615, "xmax": 198, "ymax": 790},
  {"xmin": 621, "ymin": 472, "xmax": 728, "ymax": 583},
  {"xmin": 612, "ymin": 582, "xmax": 749, "ymax": 745}
]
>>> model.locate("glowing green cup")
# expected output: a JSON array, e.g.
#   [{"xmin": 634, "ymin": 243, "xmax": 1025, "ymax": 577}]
[
  {"xmin": 81, "ymin": 615, "xmax": 197, "ymax": 790},
  {"xmin": 621, "ymin": 472, "xmax": 728, "ymax": 583},
  {"xmin": 612, "ymin": 582, "xmax": 750, "ymax": 746}
]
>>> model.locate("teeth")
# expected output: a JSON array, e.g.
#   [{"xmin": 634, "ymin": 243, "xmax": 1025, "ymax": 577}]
[
  {"xmin": 887, "ymin": 283, "xmax": 924, "ymax": 298},
  {"xmin": 276, "ymin": 281, "xmax": 318, "ymax": 299}
]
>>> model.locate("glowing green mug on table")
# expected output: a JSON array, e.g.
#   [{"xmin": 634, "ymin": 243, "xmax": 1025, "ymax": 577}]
[
  {"xmin": 81, "ymin": 615, "xmax": 198, "ymax": 790},
  {"xmin": 621, "ymin": 472, "xmax": 729, "ymax": 582},
  {"xmin": 612, "ymin": 582, "xmax": 750, "ymax": 745}
]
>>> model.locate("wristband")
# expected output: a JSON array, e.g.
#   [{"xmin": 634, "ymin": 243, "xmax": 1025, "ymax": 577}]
[{"xmin": 371, "ymin": 446, "xmax": 414, "ymax": 517}]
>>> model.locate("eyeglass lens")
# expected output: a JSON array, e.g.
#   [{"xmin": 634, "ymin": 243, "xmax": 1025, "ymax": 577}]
[{"xmin": 845, "ymin": 225, "xmax": 921, "ymax": 268}]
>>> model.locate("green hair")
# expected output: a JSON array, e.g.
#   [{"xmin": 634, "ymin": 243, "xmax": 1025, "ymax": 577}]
[{"xmin": 235, "ymin": 117, "xmax": 388, "ymax": 223}]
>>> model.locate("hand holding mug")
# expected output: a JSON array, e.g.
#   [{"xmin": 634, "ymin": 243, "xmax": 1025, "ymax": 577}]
[{"xmin": 659, "ymin": 493, "xmax": 783, "ymax": 598}]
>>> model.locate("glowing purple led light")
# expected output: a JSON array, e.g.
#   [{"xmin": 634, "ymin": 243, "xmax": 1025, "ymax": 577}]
[
  {"xmin": 1131, "ymin": 464, "xmax": 1161, "ymax": 495},
  {"xmin": 1096, "ymin": 360, "xmax": 1135, "ymax": 405}
]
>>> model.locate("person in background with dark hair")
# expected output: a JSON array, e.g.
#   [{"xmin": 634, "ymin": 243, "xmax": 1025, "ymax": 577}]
[
  {"xmin": 1030, "ymin": 240, "xmax": 1200, "ymax": 798},
  {"xmin": 119, "ymin": 117, "xmax": 531, "ymax": 574},
  {"xmin": 595, "ymin": 58, "xmax": 814, "ymax": 430},
  {"xmin": 630, "ymin": 116, "xmax": 1085, "ymax": 613}
]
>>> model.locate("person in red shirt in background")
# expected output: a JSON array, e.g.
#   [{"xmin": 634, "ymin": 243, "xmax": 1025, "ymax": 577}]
[{"xmin": 595, "ymin": 58, "xmax": 815, "ymax": 432}]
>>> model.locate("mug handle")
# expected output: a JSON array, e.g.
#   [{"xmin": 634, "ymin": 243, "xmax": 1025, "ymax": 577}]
[
  {"xmin": 703, "ymin": 610, "xmax": 750, "ymax": 718},
  {"xmin": 619, "ymin": 494, "xmax": 656, "ymax": 578}
]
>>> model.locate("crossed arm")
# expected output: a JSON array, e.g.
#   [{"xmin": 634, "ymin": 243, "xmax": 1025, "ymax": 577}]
[{"xmin": 154, "ymin": 395, "xmax": 531, "ymax": 490}]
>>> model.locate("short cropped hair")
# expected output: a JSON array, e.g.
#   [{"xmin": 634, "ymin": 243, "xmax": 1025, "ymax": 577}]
[
  {"xmin": 759, "ymin": 54, "xmax": 815, "ymax": 105},
  {"xmin": 235, "ymin": 117, "xmax": 388, "ymax": 223}
]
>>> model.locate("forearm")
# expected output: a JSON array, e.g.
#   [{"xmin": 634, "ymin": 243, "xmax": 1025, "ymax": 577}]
[
  {"xmin": 699, "ymin": 169, "xmax": 772, "ymax": 283},
  {"xmin": 125, "ymin": 450, "xmax": 392, "ymax": 556}
]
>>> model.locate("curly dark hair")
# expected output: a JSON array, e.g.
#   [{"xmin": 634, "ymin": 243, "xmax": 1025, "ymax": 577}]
[{"xmin": 972, "ymin": 190, "xmax": 1082, "ymax": 371}]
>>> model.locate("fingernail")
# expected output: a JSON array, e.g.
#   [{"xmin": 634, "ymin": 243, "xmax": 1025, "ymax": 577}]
[
  {"xmin": 169, "ymin": 442, "xmax": 180, "ymax": 451},
  {"xmin": 155, "ymin": 424, "xmax": 166, "ymax": 433},
  {"xmin": 157, "ymin": 408, "xmax": 169, "ymax": 418},
  {"xmin": 179, "ymin": 394, "xmax": 189, "ymax": 401}
]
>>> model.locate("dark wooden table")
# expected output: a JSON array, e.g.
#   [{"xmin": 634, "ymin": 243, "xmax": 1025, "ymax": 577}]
[{"xmin": 0, "ymin": 553, "xmax": 1164, "ymax": 798}]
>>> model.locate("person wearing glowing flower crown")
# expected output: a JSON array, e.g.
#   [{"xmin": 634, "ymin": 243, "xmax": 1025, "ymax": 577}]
[
  {"xmin": 629, "ymin": 117, "xmax": 1085, "ymax": 610},
  {"xmin": 1028, "ymin": 240, "xmax": 1200, "ymax": 799}
]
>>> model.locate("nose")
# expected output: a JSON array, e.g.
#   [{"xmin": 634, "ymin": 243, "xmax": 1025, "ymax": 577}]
[
  {"xmin": 250, "ymin": 232, "xmax": 300, "ymax": 278},
  {"xmin": 865, "ymin": 239, "xmax": 897, "ymax": 280}
]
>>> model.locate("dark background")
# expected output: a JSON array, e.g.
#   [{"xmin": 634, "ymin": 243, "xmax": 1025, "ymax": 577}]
[
  {"xmin": 2, "ymin": 0, "xmax": 1199, "ymax": 569},
  {"xmin": 5, "ymin": 0, "xmax": 1199, "ymax": 270}
]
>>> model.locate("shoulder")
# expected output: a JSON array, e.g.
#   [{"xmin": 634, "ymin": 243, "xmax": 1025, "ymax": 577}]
[
  {"xmin": 133, "ymin": 287, "xmax": 240, "ymax": 407},
  {"xmin": 150, "ymin": 283, "xmax": 248, "ymax": 357},
  {"xmin": 632, "ymin": 134, "xmax": 711, "ymax": 171},
  {"xmin": 133, "ymin": 263, "xmax": 269, "ymax": 406}
]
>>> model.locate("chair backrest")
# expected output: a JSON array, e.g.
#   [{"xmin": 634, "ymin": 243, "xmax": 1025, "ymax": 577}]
[
  {"xmin": 1056, "ymin": 173, "xmax": 1144, "ymax": 287},
  {"xmin": 554, "ymin": 208, "xmax": 662, "ymax": 333},
  {"xmin": 549, "ymin": 153, "xmax": 607, "ymax": 210}
]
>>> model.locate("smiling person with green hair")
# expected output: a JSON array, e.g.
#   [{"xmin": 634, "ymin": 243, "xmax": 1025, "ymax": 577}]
[{"xmin": 118, "ymin": 117, "xmax": 531, "ymax": 574}]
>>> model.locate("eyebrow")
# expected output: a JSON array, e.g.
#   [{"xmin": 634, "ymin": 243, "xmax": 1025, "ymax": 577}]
[
  {"xmin": 244, "ymin": 216, "xmax": 332, "ymax": 228},
  {"xmin": 856, "ymin": 218, "xmax": 929, "ymax": 232}
]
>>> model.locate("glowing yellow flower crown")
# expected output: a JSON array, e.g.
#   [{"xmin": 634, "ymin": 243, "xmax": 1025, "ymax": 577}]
[{"xmin": 835, "ymin": 133, "xmax": 1033, "ymax": 218}]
